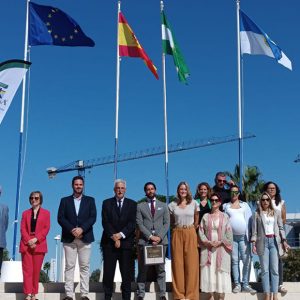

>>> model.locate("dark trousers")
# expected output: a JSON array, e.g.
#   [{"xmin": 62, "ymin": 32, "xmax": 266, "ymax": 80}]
[
  {"xmin": 0, "ymin": 248, "xmax": 3, "ymax": 275},
  {"xmin": 137, "ymin": 245, "xmax": 167, "ymax": 298},
  {"xmin": 102, "ymin": 246, "xmax": 134, "ymax": 300}
]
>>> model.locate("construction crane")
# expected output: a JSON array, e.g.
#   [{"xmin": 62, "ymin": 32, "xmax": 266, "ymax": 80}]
[
  {"xmin": 47, "ymin": 133, "xmax": 256, "ymax": 178},
  {"xmin": 294, "ymin": 155, "xmax": 300, "ymax": 163}
]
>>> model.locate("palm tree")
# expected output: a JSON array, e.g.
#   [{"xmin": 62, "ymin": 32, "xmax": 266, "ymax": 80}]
[
  {"xmin": 225, "ymin": 164, "xmax": 265, "ymax": 205},
  {"xmin": 3, "ymin": 249, "xmax": 10, "ymax": 261},
  {"xmin": 43, "ymin": 261, "xmax": 51, "ymax": 278}
]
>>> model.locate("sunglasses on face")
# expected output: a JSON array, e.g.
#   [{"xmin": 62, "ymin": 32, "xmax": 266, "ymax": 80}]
[
  {"xmin": 210, "ymin": 198, "xmax": 220, "ymax": 203},
  {"xmin": 231, "ymin": 191, "xmax": 239, "ymax": 195},
  {"xmin": 217, "ymin": 179, "xmax": 226, "ymax": 183},
  {"xmin": 30, "ymin": 196, "xmax": 40, "ymax": 200},
  {"xmin": 261, "ymin": 198, "xmax": 270, "ymax": 202}
]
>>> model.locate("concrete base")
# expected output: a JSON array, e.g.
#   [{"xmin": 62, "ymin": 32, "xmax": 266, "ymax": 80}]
[
  {"xmin": 0, "ymin": 282, "xmax": 299, "ymax": 299},
  {"xmin": 0, "ymin": 261, "xmax": 23, "ymax": 283}
]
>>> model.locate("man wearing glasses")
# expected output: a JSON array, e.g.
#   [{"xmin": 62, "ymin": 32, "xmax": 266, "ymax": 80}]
[{"xmin": 212, "ymin": 172, "xmax": 234, "ymax": 204}]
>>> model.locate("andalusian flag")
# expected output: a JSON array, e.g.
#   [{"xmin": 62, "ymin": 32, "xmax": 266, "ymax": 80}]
[
  {"xmin": 118, "ymin": 12, "xmax": 159, "ymax": 79},
  {"xmin": 161, "ymin": 11, "xmax": 189, "ymax": 83},
  {"xmin": 0, "ymin": 60, "xmax": 31, "ymax": 124}
]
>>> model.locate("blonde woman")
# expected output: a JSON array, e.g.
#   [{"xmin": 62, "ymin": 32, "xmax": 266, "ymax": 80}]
[
  {"xmin": 169, "ymin": 182, "xmax": 199, "ymax": 300},
  {"xmin": 251, "ymin": 192, "xmax": 290, "ymax": 300},
  {"xmin": 263, "ymin": 181, "xmax": 287, "ymax": 293}
]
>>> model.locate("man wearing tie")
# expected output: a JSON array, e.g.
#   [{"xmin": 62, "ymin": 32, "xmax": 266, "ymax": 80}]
[
  {"xmin": 101, "ymin": 179, "xmax": 137, "ymax": 300},
  {"xmin": 57, "ymin": 176, "xmax": 97, "ymax": 300},
  {"xmin": 136, "ymin": 182, "xmax": 170, "ymax": 300}
]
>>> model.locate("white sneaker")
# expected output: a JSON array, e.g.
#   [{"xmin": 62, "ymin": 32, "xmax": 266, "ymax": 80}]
[
  {"xmin": 278, "ymin": 285, "xmax": 287, "ymax": 293},
  {"xmin": 232, "ymin": 284, "xmax": 241, "ymax": 293}
]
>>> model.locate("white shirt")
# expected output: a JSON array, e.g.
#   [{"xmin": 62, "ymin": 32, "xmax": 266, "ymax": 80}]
[
  {"xmin": 115, "ymin": 196, "xmax": 125, "ymax": 239},
  {"xmin": 147, "ymin": 197, "xmax": 157, "ymax": 210},
  {"xmin": 73, "ymin": 196, "xmax": 82, "ymax": 215},
  {"xmin": 272, "ymin": 199, "xmax": 285, "ymax": 212},
  {"xmin": 116, "ymin": 196, "xmax": 125, "ymax": 209},
  {"xmin": 226, "ymin": 206, "xmax": 247, "ymax": 235},
  {"xmin": 263, "ymin": 213, "xmax": 275, "ymax": 235}
]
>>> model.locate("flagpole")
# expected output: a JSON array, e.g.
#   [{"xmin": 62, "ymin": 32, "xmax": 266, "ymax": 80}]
[
  {"xmin": 160, "ymin": 0, "xmax": 171, "ymax": 259},
  {"xmin": 12, "ymin": 0, "xmax": 30, "ymax": 261},
  {"xmin": 236, "ymin": 0, "xmax": 243, "ymax": 191},
  {"xmin": 114, "ymin": 1, "xmax": 121, "ymax": 181}
]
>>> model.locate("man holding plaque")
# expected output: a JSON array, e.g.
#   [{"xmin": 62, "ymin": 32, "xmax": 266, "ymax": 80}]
[{"xmin": 136, "ymin": 182, "xmax": 170, "ymax": 300}]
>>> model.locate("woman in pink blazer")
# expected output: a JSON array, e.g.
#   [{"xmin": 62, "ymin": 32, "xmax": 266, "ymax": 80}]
[{"xmin": 20, "ymin": 191, "xmax": 50, "ymax": 300}]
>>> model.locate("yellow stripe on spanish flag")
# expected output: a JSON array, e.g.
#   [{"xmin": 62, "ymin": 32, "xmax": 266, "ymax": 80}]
[{"xmin": 118, "ymin": 12, "xmax": 158, "ymax": 79}]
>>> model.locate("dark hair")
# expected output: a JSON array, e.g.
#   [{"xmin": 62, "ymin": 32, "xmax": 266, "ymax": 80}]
[
  {"xmin": 230, "ymin": 184, "xmax": 243, "ymax": 200},
  {"xmin": 29, "ymin": 191, "xmax": 43, "ymax": 205},
  {"xmin": 214, "ymin": 172, "xmax": 226, "ymax": 184},
  {"xmin": 72, "ymin": 175, "xmax": 84, "ymax": 186},
  {"xmin": 144, "ymin": 182, "xmax": 156, "ymax": 192},
  {"xmin": 230, "ymin": 184, "xmax": 240, "ymax": 191},
  {"xmin": 210, "ymin": 192, "xmax": 222, "ymax": 204},
  {"xmin": 262, "ymin": 181, "xmax": 282, "ymax": 206},
  {"xmin": 194, "ymin": 182, "xmax": 211, "ymax": 199}
]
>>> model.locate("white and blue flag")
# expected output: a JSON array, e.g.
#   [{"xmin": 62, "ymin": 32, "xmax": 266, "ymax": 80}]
[{"xmin": 239, "ymin": 10, "xmax": 292, "ymax": 70}]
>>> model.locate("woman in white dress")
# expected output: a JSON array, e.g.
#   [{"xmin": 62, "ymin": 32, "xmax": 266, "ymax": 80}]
[{"xmin": 199, "ymin": 193, "xmax": 233, "ymax": 300}]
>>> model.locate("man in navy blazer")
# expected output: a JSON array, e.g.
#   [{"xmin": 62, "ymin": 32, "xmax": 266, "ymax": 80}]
[
  {"xmin": 58, "ymin": 176, "xmax": 97, "ymax": 300},
  {"xmin": 101, "ymin": 179, "xmax": 137, "ymax": 300},
  {"xmin": 0, "ymin": 186, "xmax": 9, "ymax": 277}
]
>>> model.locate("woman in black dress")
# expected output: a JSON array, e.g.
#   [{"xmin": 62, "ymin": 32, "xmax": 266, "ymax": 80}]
[{"xmin": 195, "ymin": 182, "xmax": 212, "ymax": 222}]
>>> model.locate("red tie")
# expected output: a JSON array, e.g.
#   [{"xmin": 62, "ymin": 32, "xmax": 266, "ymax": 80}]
[{"xmin": 150, "ymin": 199, "xmax": 155, "ymax": 217}]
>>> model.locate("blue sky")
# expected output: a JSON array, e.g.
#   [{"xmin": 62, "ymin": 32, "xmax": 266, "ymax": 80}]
[{"xmin": 1, "ymin": 0, "xmax": 300, "ymax": 272}]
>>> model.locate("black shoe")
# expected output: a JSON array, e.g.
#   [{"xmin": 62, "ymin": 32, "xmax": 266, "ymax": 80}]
[
  {"xmin": 160, "ymin": 296, "xmax": 167, "ymax": 300},
  {"xmin": 62, "ymin": 297, "xmax": 73, "ymax": 300}
]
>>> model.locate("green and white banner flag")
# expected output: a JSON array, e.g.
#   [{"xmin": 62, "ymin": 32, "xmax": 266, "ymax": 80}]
[
  {"xmin": 0, "ymin": 60, "xmax": 31, "ymax": 124},
  {"xmin": 161, "ymin": 11, "xmax": 189, "ymax": 83}
]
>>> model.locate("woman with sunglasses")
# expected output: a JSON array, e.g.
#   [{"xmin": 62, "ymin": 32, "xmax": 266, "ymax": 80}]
[
  {"xmin": 169, "ymin": 181, "xmax": 199, "ymax": 300},
  {"xmin": 251, "ymin": 192, "xmax": 289, "ymax": 300},
  {"xmin": 20, "ymin": 191, "xmax": 50, "ymax": 300},
  {"xmin": 199, "ymin": 193, "xmax": 233, "ymax": 300},
  {"xmin": 222, "ymin": 185, "xmax": 256, "ymax": 294},
  {"xmin": 262, "ymin": 181, "xmax": 287, "ymax": 293}
]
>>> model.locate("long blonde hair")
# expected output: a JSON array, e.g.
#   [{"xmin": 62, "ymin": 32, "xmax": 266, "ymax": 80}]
[
  {"xmin": 176, "ymin": 181, "xmax": 193, "ymax": 205},
  {"xmin": 257, "ymin": 192, "xmax": 275, "ymax": 216}
]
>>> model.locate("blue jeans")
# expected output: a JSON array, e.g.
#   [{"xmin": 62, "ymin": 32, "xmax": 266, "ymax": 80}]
[
  {"xmin": 232, "ymin": 234, "xmax": 251, "ymax": 286},
  {"xmin": 259, "ymin": 237, "xmax": 279, "ymax": 293}
]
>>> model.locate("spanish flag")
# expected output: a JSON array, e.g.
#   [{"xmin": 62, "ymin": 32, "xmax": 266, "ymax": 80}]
[{"xmin": 118, "ymin": 12, "xmax": 159, "ymax": 79}]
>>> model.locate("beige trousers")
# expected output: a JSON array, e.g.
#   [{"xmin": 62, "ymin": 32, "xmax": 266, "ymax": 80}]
[
  {"xmin": 171, "ymin": 227, "xmax": 199, "ymax": 300},
  {"xmin": 63, "ymin": 238, "xmax": 91, "ymax": 298}
]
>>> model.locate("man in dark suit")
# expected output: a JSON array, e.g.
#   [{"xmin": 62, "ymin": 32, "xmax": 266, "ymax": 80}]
[
  {"xmin": 101, "ymin": 179, "xmax": 137, "ymax": 300},
  {"xmin": 136, "ymin": 182, "xmax": 170, "ymax": 300},
  {"xmin": 57, "ymin": 176, "xmax": 97, "ymax": 300}
]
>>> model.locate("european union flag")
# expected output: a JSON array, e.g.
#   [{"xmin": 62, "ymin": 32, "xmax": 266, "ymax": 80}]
[{"xmin": 29, "ymin": 2, "xmax": 95, "ymax": 47}]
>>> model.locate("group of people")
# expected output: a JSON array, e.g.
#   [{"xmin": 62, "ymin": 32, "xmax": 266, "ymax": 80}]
[{"xmin": 0, "ymin": 173, "xmax": 290, "ymax": 300}]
